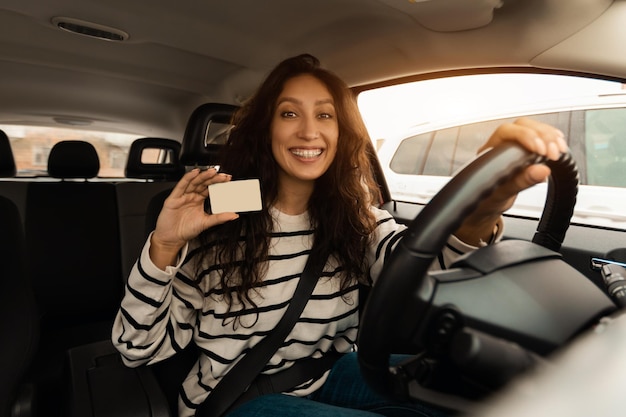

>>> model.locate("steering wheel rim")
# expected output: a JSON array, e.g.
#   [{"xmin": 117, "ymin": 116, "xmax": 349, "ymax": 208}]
[{"xmin": 357, "ymin": 142, "xmax": 579, "ymax": 399}]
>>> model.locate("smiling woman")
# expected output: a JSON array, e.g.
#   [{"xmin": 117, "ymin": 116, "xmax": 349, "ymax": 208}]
[{"xmin": 271, "ymin": 74, "xmax": 339, "ymax": 198}]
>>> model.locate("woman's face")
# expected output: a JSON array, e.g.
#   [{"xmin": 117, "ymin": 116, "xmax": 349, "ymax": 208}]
[{"xmin": 271, "ymin": 74, "xmax": 339, "ymax": 188}]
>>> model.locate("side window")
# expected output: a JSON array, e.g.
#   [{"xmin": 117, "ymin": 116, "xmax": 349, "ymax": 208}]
[
  {"xmin": 453, "ymin": 119, "xmax": 513, "ymax": 174},
  {"xmin": 422, "ymin": 127, "xmax": 458, "ymax": 176},
  {"xmin": 585, "ymin": 107, "xmax": 626, "ymax": 187},
  {"xmin": 452, "ymin": 112, "xmax": 572, "ymax": 175},
  {"xmin": 520, "ymin": 112, "xmax": 574, "ymax": 170},
  {"xmin": 389, "ymin": 132, "xmax": 432, "ymax": 175}
]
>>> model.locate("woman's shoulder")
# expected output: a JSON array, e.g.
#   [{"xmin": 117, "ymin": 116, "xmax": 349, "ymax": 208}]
[
  {"xmin": 369, "ymin": 205, "xmax": 406, "ymax": 237},
  {"xmin": 369, "ymin": 205, "xmax": 395, "ymax": 222}
]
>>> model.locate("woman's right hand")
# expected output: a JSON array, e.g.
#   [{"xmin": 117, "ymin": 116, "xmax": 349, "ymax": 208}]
[{"xmin": 149, "ymin": 168, "xmax": 239, "ymax": 269}]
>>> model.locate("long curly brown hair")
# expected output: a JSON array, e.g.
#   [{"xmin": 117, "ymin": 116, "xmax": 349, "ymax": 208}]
[{"xmin": 197, "ymin": 54, "xmax": 380, "ymax": 311}]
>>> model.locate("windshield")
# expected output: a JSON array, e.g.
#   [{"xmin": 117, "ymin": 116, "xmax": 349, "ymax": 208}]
[{"xmin": 357, "ymin": 73, "xmax": 626, "ymax": 230}]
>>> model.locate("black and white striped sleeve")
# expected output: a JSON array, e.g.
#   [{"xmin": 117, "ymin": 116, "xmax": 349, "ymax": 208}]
[
  {"xmin": 367, "ymin": 206, "xmax": 491, "ymax": 283},
  {"xmin": 111, "ymin": 233, "xmax": 202, "ymax": 367}
]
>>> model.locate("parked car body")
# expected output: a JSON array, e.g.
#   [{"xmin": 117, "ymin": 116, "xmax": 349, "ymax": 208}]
[{"xmin": 375, "ymin": 89, "xmax": 626, "ymax": 229}]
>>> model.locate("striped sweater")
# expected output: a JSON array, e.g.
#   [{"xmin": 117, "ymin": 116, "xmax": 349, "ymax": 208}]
[{"xmin": 111, "ymin": 206, "xmax": 476, "ymax": 417}]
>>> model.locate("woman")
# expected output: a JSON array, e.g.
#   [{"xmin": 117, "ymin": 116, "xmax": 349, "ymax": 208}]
[{"xmin": 112, "ymin": 54, "xmax": 567, "ymax": 417}]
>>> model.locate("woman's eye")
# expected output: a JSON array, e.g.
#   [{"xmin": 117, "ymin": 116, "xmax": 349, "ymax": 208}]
[
  {"xmin": 281, "ymin": 111, "xmax": 297, "ymax": 118},
  {"xmin": 318, "ymin": 112, "xmax": 333, "ymax": 119}
]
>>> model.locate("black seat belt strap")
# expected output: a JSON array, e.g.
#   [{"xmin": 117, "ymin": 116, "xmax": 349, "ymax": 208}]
[{"xmin": 197, "ymin": 242, "xmax": 328, "ymax": 417}]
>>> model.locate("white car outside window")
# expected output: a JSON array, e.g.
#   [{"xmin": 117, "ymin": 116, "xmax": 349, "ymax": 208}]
[{"xmin": 359, "ymin": 74, "xmax": 626, "ymax": 230}]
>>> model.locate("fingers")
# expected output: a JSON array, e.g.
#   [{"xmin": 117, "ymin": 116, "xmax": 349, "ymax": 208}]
[
  {"xmin": 477, "ymin": 117, "xmax": 564, "ymax": 204},
  {"xmin": 459, "ymin": 118, "xmax": 564, "ymax": 247},
  {"xmin": 183, "ymin": 168, "xmax": 232, "ymax": 196},
  {"xmin": 478, "ymin": 117, "xmax": 568, "ymax": 161},
  {"xmin": 458, "ymin": 164, "xmax": 552, "ymax": 245},
  {"xmin": 205, "ymin": 211, "xmax": 240, "ymax": 228},
  {"xmin": 170, "ymin": 168, "xmax": 232, "ymax": 199},
  {"xmin": 168, "ymin": 168, "xmax": 206, "ymax": 198},
  {"xmin": 494, "ymin": 164, "xmax": 552, "ymax": 205}
]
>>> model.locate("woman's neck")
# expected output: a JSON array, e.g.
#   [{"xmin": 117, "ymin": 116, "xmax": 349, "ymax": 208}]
[{"xmin": 275, "ymin": 176, "xmax": 314, "ymax": 215}]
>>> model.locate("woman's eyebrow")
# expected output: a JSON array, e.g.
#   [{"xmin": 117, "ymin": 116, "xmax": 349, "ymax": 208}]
[
  {"xmin": 316, "ymin": 98, "xmax": 335, "ymax": 106},
  {"xmin": 276, "ymin": 97, "xmax": 300, "ymax": 106},
  {"xmin": 276, "ymin": 97, "xmax": 334, "ymax": 106}
]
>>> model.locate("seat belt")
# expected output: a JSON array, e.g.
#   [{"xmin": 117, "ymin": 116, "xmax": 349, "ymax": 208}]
[{"xmin": 198, "ymin": 242, "xmax": 328, "ymax": 417}]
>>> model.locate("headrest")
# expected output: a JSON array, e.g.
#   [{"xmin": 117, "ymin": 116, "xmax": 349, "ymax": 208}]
[
  {"xmin": 48, "ymin": 141, "xmax": 100, "ymax": 179},
  {"xmin": 125, "ymin": 137, "xmax": 185, "ymax": 181},
  {"xmin": 0, "ymin": 130, "xmax": 17, "ymax": 177},
  {"xmin": 180, "ymin": 102, "xmax": 238, "ymax": 167}
]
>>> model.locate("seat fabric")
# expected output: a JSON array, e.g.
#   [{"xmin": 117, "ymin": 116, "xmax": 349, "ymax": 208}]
[
  {"xmin": 0, "ymin": 196, "xmax": 38, "ymax": 417},
  {"xmin": 24, "ymin": 141, "xmax": 122, "ymax": 415}
]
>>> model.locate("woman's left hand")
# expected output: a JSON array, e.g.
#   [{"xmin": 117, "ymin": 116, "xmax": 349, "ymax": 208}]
[{"xmin": 454, "ymin": 117, "xmax": 568, "ymax": 247}]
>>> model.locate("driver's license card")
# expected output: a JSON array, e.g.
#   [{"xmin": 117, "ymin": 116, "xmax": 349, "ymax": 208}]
[{"xmin": 208, "ymin": 179, "xmax": 262, "ymax": 213}]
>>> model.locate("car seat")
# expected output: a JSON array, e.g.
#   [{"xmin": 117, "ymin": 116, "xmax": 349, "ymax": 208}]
[
  {"xmin": 145, "ymin": 103, "xmax": 235, "ymax": 234},
  {"xmin": 25, "ymin": 141, "xmax": 123, "ymax": 415},
  {"xmin": 117, "ymin": 137, "xmax": 184, "ymax": 279},
  {"xmin": 64, "ymin": 137, "xmax": 186, "ymax": 417},
  {"xmin": 0, "ymin": 195, "xmax": 39, "ymax": 417}
]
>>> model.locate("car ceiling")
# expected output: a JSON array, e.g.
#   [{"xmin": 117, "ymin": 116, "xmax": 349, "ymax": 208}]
[{"xmin": 0, "ymin": 0, "xmax": 623, "ymax": 140}]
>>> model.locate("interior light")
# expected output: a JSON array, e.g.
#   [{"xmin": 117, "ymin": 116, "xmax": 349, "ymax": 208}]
[{"xmin": 51, "ymin": 17, "xmax": 129, "ymax": 42}]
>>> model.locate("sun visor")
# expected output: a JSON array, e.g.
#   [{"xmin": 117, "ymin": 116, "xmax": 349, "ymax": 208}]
[{"xmin": 376, "ymin": 0, "xmax": 503, "ymax": 32}]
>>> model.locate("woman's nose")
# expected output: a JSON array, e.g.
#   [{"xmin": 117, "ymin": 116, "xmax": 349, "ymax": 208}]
[{"xmin": 298, "ymin": 116, "xmax": 319, "ymax": 140}]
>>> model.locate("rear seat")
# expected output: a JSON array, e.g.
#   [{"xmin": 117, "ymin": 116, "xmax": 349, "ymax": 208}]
[
  {"xmin": 2, "ymin": 114, "xmax": 231, "ymax": 415},
  {"xmin": 26, "ymin": 140, "xmax": 123, "ymax": 328},
  {"xmin": 1, "ymin": 134, "xmax": 185, "ymax": 283},
  {"xmin": 0, "ymin": 132, "xmax": 186, "ymax": 414},
  {"xmin": 24, "ymin": 140, "xmax": 124, "ymax": 413},
  {"xmin": 0, "ymin": 195, "xmax": 39, "ymax": 416}
]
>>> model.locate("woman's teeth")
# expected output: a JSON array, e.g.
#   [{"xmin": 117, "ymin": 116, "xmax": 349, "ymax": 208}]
[{"xmin": 291, "ymin": 149, "xmax": 322, "ymax": 158}]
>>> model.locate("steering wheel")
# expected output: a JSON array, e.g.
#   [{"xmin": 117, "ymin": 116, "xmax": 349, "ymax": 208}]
[{"xmin": 357, "ymin": 142, "xmax": 582, "ymax": 402}]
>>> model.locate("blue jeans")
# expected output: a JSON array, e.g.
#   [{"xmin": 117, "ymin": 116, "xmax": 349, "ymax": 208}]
[{"xmin": 225, "ymin": 353, "xmax": 449, "ymax": 417}]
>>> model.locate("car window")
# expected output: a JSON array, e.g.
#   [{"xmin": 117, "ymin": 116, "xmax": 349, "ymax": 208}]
[
  {"xmin": 1, "ymin": 124, "xmax": 142, "ymax": 178},
  {"xmin": 423, "ymin": 127, "xmax": 457, "ymax": 176},
  {"xmin": 585, "ymin": 108, "xmax": 626, "ymax": 187},
  {"xmin": 389, "ymin": 132, "xmax": 430, "ymax": 175},
  {"xmin": 358, "ymin": 73, "xmax": 626, "ymax": 230}
]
